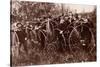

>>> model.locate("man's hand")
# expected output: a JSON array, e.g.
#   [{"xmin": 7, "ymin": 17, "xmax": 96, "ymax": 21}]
[
  {"xmin": 31, "ymin": 39, "xmax": 34, "ymax": 42},
  {"xmin": 60, "ymin": 31, "xmax": 63, "ymax": 34},
  {"xmin": 25, "ymin": 37, "xmax": 27, "ymax": 40},
  {"xmin": 34, "ymin": 26, "xmax": 39, "ymax": 30},
  {"xmin": 17, "ymin": 42, "xmax": 20, "ymax": 45}
]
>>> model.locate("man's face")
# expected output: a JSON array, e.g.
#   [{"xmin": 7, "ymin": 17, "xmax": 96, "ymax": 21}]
[
  {"xmin": 18, "ymin": 24, "xmax": 22, "ymax": 28},
  {"xmin": 69, "ymin": 12, "xmax": 72, "ymax": 16},
  {"xmin": 78, "ymin": 15, "xmax": 81, "ymax": 19},
  {"xmin": 65, "ymin": 16, "xmax": 68, "ymax": 20},
  {"xmin": 26, "ymin": 22, "xmax": 29, "ymax": 26},
  {"xmin": 60, "ymin": 16, "xmax": 63, "ymax": 19},
  {"xmin": 69, "ymin": 15, "xmax": 72, "ymax": 18}
]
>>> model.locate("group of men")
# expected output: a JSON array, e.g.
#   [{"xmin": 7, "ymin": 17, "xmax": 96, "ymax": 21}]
[{"xmin": 11, "ymin": 12, "xmax": 91, "ymax": 54}]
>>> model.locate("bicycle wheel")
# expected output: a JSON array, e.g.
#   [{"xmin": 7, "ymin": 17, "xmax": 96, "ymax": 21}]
[
  {"xmin": 76, "ymin": 25, "xmax": 95, "ymax": 52},
  {"xmin": 11, "ymin": 32, "xmax": 20, "ymax": 57},
  {"xmin": 68, "ymin": 25, "xmax": 95, "ymax": 53},
  {"xmin": 68, "ymin": 27, "xmax": 81, "ymax": 53}
]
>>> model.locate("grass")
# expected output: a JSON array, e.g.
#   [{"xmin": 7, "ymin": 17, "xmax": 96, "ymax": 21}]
[{"xmin": 11, "ymin": 41, "xmax": 96, "ymax": 66}]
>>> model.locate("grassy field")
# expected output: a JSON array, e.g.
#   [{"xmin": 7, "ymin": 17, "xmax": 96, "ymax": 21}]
[{"xmin": 11, "ymin": 40, "xmax": 96, "ymax": 66}]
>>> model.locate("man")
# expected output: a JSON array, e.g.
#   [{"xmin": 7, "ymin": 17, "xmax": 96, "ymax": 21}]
[
  {"xmin": 34, "ymin": 21, "xmax": 46, "ymax": 49},
  {"xmin": 15, "ymin": 22, "xmax": 28, "ymax": 54},
  {"xmin": 24, "ymin": 21, "xmax": 33, "ymax": 48},
  {"xmin": 56, "ymin": 16, "xmax": 68, "ymax": 52},
  {"xmin": 68, "ymin": 12, "xmax": 75, "ymax": 23}
]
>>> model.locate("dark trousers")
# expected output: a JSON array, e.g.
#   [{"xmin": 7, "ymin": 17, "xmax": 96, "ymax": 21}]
[
  {"xmin": 57, "ymin": 33, "xmax": 65, "ymax": 52},
  {"xmin": 18, "ymin": 41, "xmax": 28, "ymax": 54}
]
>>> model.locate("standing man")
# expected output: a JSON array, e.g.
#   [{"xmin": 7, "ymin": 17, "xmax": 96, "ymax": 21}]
[
  {"xmin": 56, "ymin": 16, "xmax": 68, "ymax": 52},
  {"xmin": 15, "ymin": 22, "xmax": 28, "ymax": 54},
  {"xmin": 24, "ymin": 21, "xmax": 33, "ymax": 49}
]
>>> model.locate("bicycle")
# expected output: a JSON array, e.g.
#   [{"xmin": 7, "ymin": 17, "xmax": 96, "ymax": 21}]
[{"xmin": 67, "ymin": 19, "xmax": 96, "ymax": 55}]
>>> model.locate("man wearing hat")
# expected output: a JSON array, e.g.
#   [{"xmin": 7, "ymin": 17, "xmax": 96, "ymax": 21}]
[{"xmin": 15, "ymin": 22, "xmax": 28, "ymax": 54}]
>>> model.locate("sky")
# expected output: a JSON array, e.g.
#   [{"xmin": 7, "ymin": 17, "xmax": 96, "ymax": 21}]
[{"xmin": 63, "ymin": 4, "xmax": 96, "ymax": 13}]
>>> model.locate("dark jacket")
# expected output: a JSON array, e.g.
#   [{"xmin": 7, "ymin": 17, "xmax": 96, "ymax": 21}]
[{"xmin": 16, "ymin": 29, "xmax": 26, "ymax": 43}]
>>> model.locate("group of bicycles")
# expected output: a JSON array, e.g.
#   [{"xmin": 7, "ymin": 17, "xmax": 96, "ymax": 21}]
[{"xmin": 11, "ymin": 12, "xmax": 96, "ymax": 56}]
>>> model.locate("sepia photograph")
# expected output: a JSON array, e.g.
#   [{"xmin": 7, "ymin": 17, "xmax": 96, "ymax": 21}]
[{"xmin": 10, "ymin": 0, "xmax": 96, "ymax": 66}]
